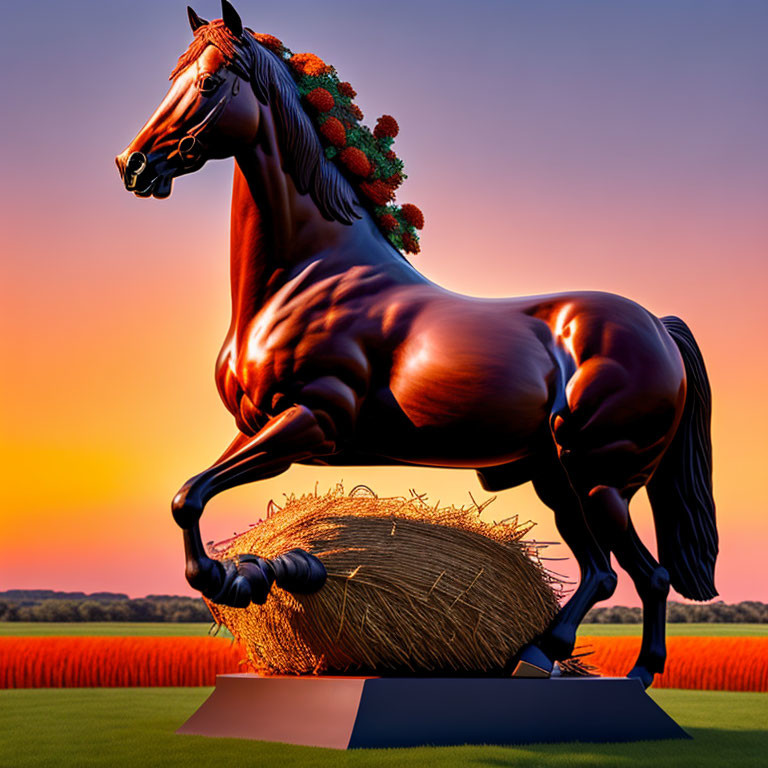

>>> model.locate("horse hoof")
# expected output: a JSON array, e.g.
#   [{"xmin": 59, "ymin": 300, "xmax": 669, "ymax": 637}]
[
  {"xmin": 270, "ymin": 549, "xmax": 327, "ymax": 594},
  {"xmin": 204, "ymin": 557, "xmax": 274, "ymax": 608},
  {"xmin": 197, "ymin": 550, "xmax": 326, "ymax": 607},
  {"xmin": 511, "ymin": 644, "xmax": 554, "ymax": 678},
  {"xmin": 627, "ymin": 665, "xmax": 655, "ymax": 689}
]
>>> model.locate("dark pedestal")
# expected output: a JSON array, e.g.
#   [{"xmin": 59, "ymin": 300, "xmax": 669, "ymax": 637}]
[{"xmin": 177, "ymin": 673, "xmax": 689, "ymax": 749}]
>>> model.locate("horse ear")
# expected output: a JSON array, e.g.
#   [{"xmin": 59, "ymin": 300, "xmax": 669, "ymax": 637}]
[
  {"xmin": 221, "ymin": 0, "xmax": 243, "ymax": 37},
  {"xmin": 187, "ymin": 7, "xmax": 208, "ymax": 32}
]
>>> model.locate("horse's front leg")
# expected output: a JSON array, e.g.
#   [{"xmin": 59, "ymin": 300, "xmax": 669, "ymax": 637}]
[{"xmin": 171, "ymin": 405, "xmax": 336, "ymax": 607}]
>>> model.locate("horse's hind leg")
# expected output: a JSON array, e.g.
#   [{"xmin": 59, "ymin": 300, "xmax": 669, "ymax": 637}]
[
  {"xmin": 512, "ymin": 457, "xmax": 618, "ymax": 676},
  {"xmin": 524, "ymin": 349, "xmax": 678, "ymax": 675},
  {"xmin": 592, "ymin": 487, "xmax": 670, "ymax": 688},
  {"xmin": 534, "ymin": 472, "xmax": 669, "ymax": 687}
]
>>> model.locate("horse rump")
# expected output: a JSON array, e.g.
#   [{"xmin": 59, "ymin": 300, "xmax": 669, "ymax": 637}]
[{"xmin": 647, "ymin": 316, "xmax": 718, "ymax": 601}]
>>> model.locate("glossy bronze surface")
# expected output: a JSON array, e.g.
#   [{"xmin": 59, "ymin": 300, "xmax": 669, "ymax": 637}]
[{"xmin": 117, "ymin": 3, "xmax": 718, "ymax": 687}]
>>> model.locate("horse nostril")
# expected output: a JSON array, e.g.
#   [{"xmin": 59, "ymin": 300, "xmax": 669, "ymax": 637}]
[
  {"xmin": 126, "ymin": 151, "xmax": 147, "ymax": 176},
  {"xmin": 178, "ymin": 135, "xmax": 197, "ymax": 154}
]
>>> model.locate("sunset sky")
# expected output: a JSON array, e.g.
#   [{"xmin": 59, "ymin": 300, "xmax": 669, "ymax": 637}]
[{"xmin": 1, "ymin": 0, "xmax": 766, "ymax": 606}]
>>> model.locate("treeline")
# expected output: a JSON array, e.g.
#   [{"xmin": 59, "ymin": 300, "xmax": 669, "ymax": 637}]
[
  {"xmin": 0, "ymin": 590, "xmax": 213, "ymax": 623},
  {"xmin": 0, "ymin": 590, "xmax": 130, "ymax": 602},
  {"xmin": 2, "ymin": 590, "xmax": 766, "ymax": 623},
  {"xmin": 585, "ymin": 601, "xmax": 768, "ymax": 624}
]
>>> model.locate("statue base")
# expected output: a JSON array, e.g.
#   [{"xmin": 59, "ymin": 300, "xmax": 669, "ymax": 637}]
[{"xmin": 178, "ymin": 674, "xmax": 689, "ymax": 748}]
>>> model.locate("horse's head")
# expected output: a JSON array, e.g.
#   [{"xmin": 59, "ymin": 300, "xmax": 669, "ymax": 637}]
[{"xmin": 116, "ymin": 2, "xmax": 259, "ymax": 198}]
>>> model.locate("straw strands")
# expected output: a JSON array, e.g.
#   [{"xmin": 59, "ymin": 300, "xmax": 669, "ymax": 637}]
[{"xmin": 206, "ymin": 488, "xmax": 562, "ymax": 675}]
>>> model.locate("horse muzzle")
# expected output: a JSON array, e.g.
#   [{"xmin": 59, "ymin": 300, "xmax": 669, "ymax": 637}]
[{"xmin": 115, "ymin": 149, "xmax": 173, "ymax": 199}]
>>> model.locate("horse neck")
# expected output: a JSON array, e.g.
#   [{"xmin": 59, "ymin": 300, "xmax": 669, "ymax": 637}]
[{"xmin": 226, "ymin": 102, "xmax": 414, "ymax": 344}]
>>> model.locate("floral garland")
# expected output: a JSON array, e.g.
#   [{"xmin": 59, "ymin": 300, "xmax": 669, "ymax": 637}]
[{"xmin": 252, "ymin": 32, "xmax": 424, "ymax": 255}]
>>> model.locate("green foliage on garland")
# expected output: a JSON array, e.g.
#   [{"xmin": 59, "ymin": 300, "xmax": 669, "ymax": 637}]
[{"xmin": 250, "ymin": 33, "xmax": 423, "ymax": 255}]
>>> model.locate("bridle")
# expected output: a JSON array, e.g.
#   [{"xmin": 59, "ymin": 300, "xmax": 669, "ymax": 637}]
[
  {"xmin": 172, "ymin": 74, "xmax": 242, "ymax": 167},
  {"xmin": 123, "ymin": 71, "xmax": 243, "ymax": 188}
]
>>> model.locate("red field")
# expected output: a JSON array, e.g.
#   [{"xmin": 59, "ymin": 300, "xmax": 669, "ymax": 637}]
[
  {"xmin": 578, "ymin": 636, "xmax": 768, "ymax": 692},
  {"xmin": 0, "ymin": 637, "xmax": 242, "ymax": 688},
  {"xmin": 1, "ymin": 635, "xmax": 766, "ymax": 690}
]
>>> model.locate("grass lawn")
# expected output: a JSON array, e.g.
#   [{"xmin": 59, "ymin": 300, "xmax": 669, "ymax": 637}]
[
  {"xmin": 0, "ymin": 687, "xmax": 764, "ymax": 768},
  {"xmin": 1, "ymin": 622, "xmax": 765, "ymax": 637}
]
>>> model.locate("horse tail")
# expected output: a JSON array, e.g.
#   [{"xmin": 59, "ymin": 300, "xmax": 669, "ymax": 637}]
[{"xmin": 646, "ymin": 316, "xmax": 718, "ymax": 601}]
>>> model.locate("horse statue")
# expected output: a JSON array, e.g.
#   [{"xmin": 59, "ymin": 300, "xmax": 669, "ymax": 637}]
[{"xmin": 116, "ymin": 2, "xmax": 717, "ymax": 688}]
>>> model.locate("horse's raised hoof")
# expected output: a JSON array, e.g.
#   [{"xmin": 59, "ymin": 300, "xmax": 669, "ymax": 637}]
[
  {"xmin": 270, "ymin": 548, "xmax": 327, "ymax": 594},
  {"xmin": 511, "ymin": 644, "xmax": 554, "ymax": 678},
  {"xmin": 627, "ymin": 665, "xmax": 655, "ymax": 690},
  {"xmin": 200, "ymin": 550, "xmax": 326, "ymax": 608},
  {"xmin": 203, "ymin": 556, "xmax": 275, "ymax": 608}
]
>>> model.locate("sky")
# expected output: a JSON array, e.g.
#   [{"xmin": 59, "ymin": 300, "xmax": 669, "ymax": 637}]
[{"xmin": 1, "ymin": 0, "xmax": 766, "ymax": 606}]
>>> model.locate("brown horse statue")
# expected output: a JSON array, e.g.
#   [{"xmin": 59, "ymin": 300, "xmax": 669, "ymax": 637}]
[{"xmin": 116, "ymin": 2, "xmax": 717, "ymax": 688}]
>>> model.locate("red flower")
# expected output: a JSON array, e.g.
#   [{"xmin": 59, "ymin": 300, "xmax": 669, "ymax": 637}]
[
  {"xmin": 253, "ymin": 33, "xmax": 283, "ymax": 54},
  {"xmin": 349, "ymin": 104, "xmax": 364, "ymax": 121},
  {"xmin": 386, "ymin": 172, "xmax": 403, "ymax": 189},
  {"xmin": 400, "ymin": 203, "xmax": 424, "ymax": 230},
  {"xmin": 360, "ymin": 179, "xmax": 396, "ymax": 205},
  {"xmin": 290, "ymin": 52, "xmax": 330, "ymax": 77},
  {"xmin": 338, "ymin": 81, "xmax": 357, "ymax": 98},
  {"xmin": 379, "ymin": 214, "xmax": 399, "ymax": 232},
  {"xmin": 319, "ymin": 117, "xmax": 346, "ymax": 147},
  {"xmin": 374, "ymin": 115, "xmax": 399, "ymax": 139},
  {"xmin": 306, "ymin": 87, "xmax": 334, "ymax": 112},
  {"xmin": 402, "ymin": 232, "xmax": 420, "ymax": 254},
  {"xmin": 386, "ymin": 150, "xmax": 397, "ymax": 161},
  {"xmin": 340, "ymin": 147, "xmax": 372, "ymax": 177}
]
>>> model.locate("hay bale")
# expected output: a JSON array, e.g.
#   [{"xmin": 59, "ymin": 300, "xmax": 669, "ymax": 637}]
[{"xmin": 206, "ymin": 488, "xmax": 561, "ymax": 676}]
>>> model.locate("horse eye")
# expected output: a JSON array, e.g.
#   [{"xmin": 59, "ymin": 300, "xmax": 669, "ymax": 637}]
[{"xmin": 198, "ymin": 75, "xmax": 219, "ymax": 94}]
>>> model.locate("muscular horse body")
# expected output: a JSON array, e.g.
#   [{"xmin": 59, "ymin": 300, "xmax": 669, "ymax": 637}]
[{"xmin": 117, "ymin": 3, "xmax": 717, "ymax": 688}]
